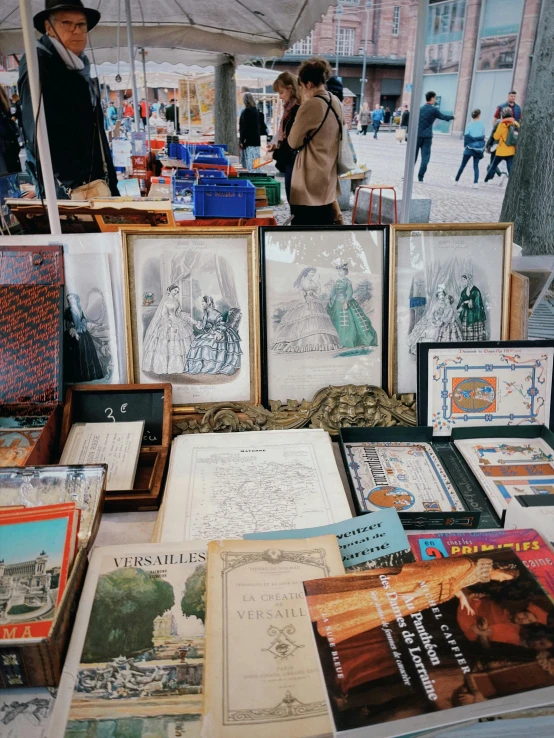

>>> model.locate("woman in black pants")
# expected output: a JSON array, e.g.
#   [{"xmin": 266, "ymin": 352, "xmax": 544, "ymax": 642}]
[{"xmin": 269, "ymin": 72, "xmax": 301, "ymax": 203}]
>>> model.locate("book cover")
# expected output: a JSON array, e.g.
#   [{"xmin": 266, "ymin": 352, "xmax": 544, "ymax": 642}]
[
  {"xmin": 202, "ymin": 535, "xmax": 344, "ymax": 738},
  {"xmin": 0, "ymin": 504, "xmax": 76, "ymax": 642},
  {"xmin": 52, "ymin": 542, "xmax": 207, "ymax": 738},
  {"xmin": 0, "ymin": 687, "xmax": 56, "ymax": 738},
  {"xmin": 304, "ymin": 549, "xmax": 554, "ymax": 738},
  {"xmin": 408, "ymin": 529, "xmax": 554, "ymax": 601}
]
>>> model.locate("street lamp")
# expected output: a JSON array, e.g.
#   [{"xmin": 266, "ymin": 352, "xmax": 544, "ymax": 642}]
[
  {"xmin": 335, "ymin": 4, "xmax": 343, "ymax": 76},
  {"xmin": 360, "ymin": 0, "xmax": 372, "ymax": 111}
]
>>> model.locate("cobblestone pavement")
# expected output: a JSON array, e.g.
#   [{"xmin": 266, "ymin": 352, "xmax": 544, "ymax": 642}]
[{"xmin": 273, "ymin": 130, "xmax": 507, "ymax": 225}]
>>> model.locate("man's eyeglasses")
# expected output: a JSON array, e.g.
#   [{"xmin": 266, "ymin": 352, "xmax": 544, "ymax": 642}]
[{"xmin": 55, "ymin": 20, "xmax": 88, "ymax": 33}]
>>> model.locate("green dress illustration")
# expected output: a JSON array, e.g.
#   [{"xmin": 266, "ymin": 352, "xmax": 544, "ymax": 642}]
[
  {"xmin": 327, "ymin": 272, "xmax": 377, "ymax": 348},
  {"xmin": 457, "ymin": 274, "xmax": 487, "ymax": 341}
]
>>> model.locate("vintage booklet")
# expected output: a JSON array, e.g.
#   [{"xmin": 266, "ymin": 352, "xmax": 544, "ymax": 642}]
[
  {"xmin": 158, "ymin": 429, "xmax": 352, "ymax": 542},
  {"xmin": 343, "ymin": 441, "xmax": 464, "ymax": 514},
  {"xmin": 60, "ymin": 421, "xmax": 144, "ymax": 491},
  {"xmin": 454, "ymin": 437, "xmax": 554, "ymax": 517},
  {"xmin": 0, "ymin": 502, "xmax": 78, "ymax": 643},
  {"xmin": 0, "ymin": 687, "xmax": 56, "ymax": 738},
  {"xmin": 202, "ymin": 535, "xmax": 344, "ymax": 738},
  {"xmin": 304, "ymin": 549, "xmax": 554, "ymax": 738},
  {"xmin": 51, "ymin": 541, "xmax": 208, "ymax": 738},
  {"xmin": 408, "ymin": 528, "xmax": 554, "ymax": 602}
]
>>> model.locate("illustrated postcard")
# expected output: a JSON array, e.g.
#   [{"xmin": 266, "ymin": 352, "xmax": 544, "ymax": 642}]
[
  {"xmin": 344, "ymin": 441, "xmax": 464, "ymax": 514},
  {"xmin": 424, "ymin": 344, "xmax": 554, "ymax": 436}
]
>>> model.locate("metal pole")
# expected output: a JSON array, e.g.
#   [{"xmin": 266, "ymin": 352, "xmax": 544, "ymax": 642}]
[
  {"xmin": 400, "ymin": 0, "xmax": 429, "ymax": 224},
  {"xmin": 335, "ymin": 5, "xmax": 342, "ymax": 76},
  {"xmin": 360, "ymin": 0, "xmax": 371, "ymax": 111},
  {"xmin": 140, "ymin": 47, "xmax": 151, "ymax": 152},
  {"xmin": 19, "ymin": 0, "xmax": 61, "ymax": 233},
  {"xmin": 187, "ymin": 79, "xmax": 191, "ymax": 138},
  {"xmin": 124, "ymin": 0, "xmax": 141, "ymax": 132}
]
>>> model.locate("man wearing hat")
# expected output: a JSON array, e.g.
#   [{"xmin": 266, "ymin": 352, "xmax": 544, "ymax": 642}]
[{"xmin": 18, "ymin": 1, "xmax": 118, "ymax": 198}]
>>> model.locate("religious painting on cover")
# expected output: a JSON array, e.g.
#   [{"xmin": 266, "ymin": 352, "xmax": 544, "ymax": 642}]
[
  {"xmin": 389, "ymin": 224, "xmax": 512, "ymax": 395},
  {"xmin": 419, "ymin": 342, "xmax": 554, "ymax": 435},
  {"xmin": 123, "ymin": 228, "xmax": 260, "ymax": 410},
  {"xmin": 262, "ymin": 227, "xmax": 385, "ymax": 404}
]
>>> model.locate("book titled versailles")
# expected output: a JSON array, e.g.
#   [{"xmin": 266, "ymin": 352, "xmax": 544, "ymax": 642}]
[
  {"xmin": 304, "ymin": 549, "xmax": 554, "ymax": 738},
  {"xmin": 51, "ymin": 542, "xmax": 207, "ymax": 738}
]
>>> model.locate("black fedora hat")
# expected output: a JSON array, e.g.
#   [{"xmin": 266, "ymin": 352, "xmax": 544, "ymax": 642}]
[{"xmin": 34, "ymin": 0, "xmax": 101, "ymax": 34}]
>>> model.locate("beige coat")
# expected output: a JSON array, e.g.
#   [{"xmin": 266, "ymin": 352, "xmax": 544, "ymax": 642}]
[{"xmin": 288, "ymin": 92, "xmax": 344, "ymax": 207}]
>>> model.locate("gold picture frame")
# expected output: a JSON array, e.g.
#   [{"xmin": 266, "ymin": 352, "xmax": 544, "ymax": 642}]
[
  {"xmin": 122, "ymin": 227, "xmax": 261, "ymax": 413},
  {"xmin": 388, "ymin": 222, "xmax": 513, "ymax": 396}
]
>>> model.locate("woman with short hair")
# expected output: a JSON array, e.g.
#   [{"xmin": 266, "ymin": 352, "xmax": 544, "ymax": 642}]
[{"xmin": 239, "ymin": 92, "xmax": 261, "ymax": 172}]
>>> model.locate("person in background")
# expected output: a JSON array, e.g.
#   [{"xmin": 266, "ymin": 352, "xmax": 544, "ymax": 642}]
[
  {"xmin": 359, "ymin": 102, "xmax": 370, "ymax": 136},
  {"xmin": 0, "ymin": 87, "xmax": 21, "ymax": 174},
  {"xmin": 108, "ymin": 100, "xmax": 117, "ymax": 126},
  {"xmin": 257, "ymin": 102, "xmax": 269, "ymax": 139},
  {"xmin": 123, "ymin": 98, "xmax": 134, "ymax": 132},
  {"xmin": 415, "ymin": 90, "xmax": 454, "ymax": 182},
  {"xmin": 239, "ymin": 92, "xmax": 261, "ymax": 171},
  {"xmin": 269, "ymin": 71, "xmax": 301, "ymax": 203},
  {"xmin": 288, "ymin": 57, "xmax": 343, "ymax": 226},
  {"xmin": 10, "ymin": 93, "xmax": 23, "ymax": 135},
  {"xmin": 400, "ymin": 104, "xmax": 409, "ymax": 142},
  {"xmin": 383, "ymin": 107, "xmax": 391, "ymax": 127},
  {"xmin": 371, "ymin": 103, "xmax": 384, "ymax": 138},
  {"xmin": 325, "ymin": 74, "xmax": 348, "ymax": 225},
  {"xmin": 454, "ymin": 108, "xmax": 485, "ymax": 188},
  {"xmin": 484, "ymin": 106, "xmax": 518, "ymax": 183},
  {"xmin": 165, "ymin": 98, "xmax": 180, "ymax": 133},
  {"xmin": 140, "ymin": 98, "xmax": 148, "ymax": 128},
  {"xmin": 18, "ymin": 0, "xmax": 118, "ymax": 198},
  {"xmin": 492, "ymin": 90, "xmax": 521, "ymax": 126}
]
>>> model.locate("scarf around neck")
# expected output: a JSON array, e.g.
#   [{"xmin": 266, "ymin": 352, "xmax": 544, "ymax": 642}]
[{"xmin": 40, "ymin": 34, "xmax": 97, "ymax": 106}]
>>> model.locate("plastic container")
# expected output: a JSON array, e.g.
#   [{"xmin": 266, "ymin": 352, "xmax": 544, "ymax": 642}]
[
  {"xmin": 188, "ymin": 145, "xmax": 226, "ymax": 159},
  {"xmin": 193, "ymin": 153, "xmax": 229, "ymax": 166},
  {"xmin": 168, "ymin": 143, "xmax": 191, "ymax": 166},
  {"xmin": 193, "ymin": 179, "xmax": 256, "ymax": 218},
  {"xmin": 191, "ymin": 162, "xmax": 238, "ymax": 176},
  {"xmin": 196, "ymin": 169, "xmax": 226, "ymax": 180},
  {"xmin": 236, "ymin": 174, "xmax": 281, "ymax": 205}
]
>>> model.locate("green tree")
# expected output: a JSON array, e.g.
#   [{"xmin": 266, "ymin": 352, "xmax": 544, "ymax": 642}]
[
  {"xmin": 181, "ymin": 564, "xmax": 206, "ymax": 624},
  {"xmin": 82, "ymin": 568, "xmax": 174, "ymax": 663}
]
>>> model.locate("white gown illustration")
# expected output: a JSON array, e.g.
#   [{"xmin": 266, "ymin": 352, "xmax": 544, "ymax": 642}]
[
  {"xmin": 407, "ymin": 285, "xmax": 463, "ymax": 355},
  {"xmin": 272, "ymin": 267, "xmax": 341, "ymax": 353},
  {"xmin": 142, "ymin": 285, "xmax": 195, "ymax": 374}
]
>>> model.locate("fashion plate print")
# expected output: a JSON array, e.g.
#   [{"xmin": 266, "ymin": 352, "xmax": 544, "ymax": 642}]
[
  {"xmin": 327, "ymin": 264, "xmax": 378, "ymax": 348},
  {"xmin": 142, "ymin": 284, "xmax": 195, "ymax": 374}
]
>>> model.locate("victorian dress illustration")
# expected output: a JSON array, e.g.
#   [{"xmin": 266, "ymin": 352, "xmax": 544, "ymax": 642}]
[
  {"xmin": 458, "ymin": 279, "xmax": 487, "ymax": 341},
  {"xmin": 327, "ymin": 277, "xmax": 377, "ymax": 348},
  {"xmin": 64, "ymin": 296, "xmax": 104, "ymax": 382},
  {"xmin": 272, "ymin": 273, "xmax": 340, "ymax": 353},
  {"xmin": 305, "ymin": 556, "xmax": 495, "ymax": 644},
  {"xmin": 185, "ymin": 305, "xmax": 241, "ymax": 375},
  {"xmin": 142, "ymin": 294, "xmax": 195, "ymax": 375},
  {"xmin": 407, "ymin": 290, "xmax": 463, "ymax": 355}
]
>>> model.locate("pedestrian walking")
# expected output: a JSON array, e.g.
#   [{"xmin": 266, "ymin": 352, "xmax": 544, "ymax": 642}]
[
  {"xmin": 140, "ymin": 98, "xmax": 148, "ymax": 128},
  {"xmin": 165, "ymin": 98, "xmax": 180, "ymax": 133},
  {"xmin": 108, "ymin": 100, "xmax": 117, "ymax": 126},
  {"xmin": 359, "ymin": 102, "xmax": 370, "ymax": 136},
  {"xmin": 123, "ymin": 99, "xmax": 134, "ymax": 132},
  {"xmin": 492, "ymin": 90, "xmax": 521, "ymax": 126},
  {"xmin": 0, "ymin": 87, "xmax": 21, "ymax": 174},
  {"xmin": 384, "ymin": 107, "xmax": 391, "ymax": 127},
  {"xmin": 396, "ymin": 104, "xmax": 409, "ymax": 143},
  {"xmin": 371, "ymin": 104, "xmax": 384, "ymax": 138},
  {"xmin": 269, "ymin": 71, "xmax": 301, "ymax": 203},
  {"xmin": 288, "ymin": 57, "xmax": 344, "ymax": 226},
  {"xmin": 484, "ymin": 107, "xmax": 519, "ymax": 183},
  {"xmin": 454, "ymin": 109, "xmax": 485, "ymax": 187},
  {"xmin": 239, "ymin": 92, "xmax": 261, "ymax": 172},
  {"xmin": 415, "ymin": 91, "xmax": 454, "ymax": 182}
]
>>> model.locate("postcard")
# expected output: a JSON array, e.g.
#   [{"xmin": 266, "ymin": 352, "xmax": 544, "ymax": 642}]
[
  {"xmin": 0, "ymin": 688, "xmax": 55, "ymax": 738},
  {"xmin": 0, "ymin": 430, "xmax": 43, "ymax": 467}
]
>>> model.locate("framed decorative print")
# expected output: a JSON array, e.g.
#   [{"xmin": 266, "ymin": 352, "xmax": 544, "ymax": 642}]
[
  {"xmin": 389, "ymin": 223, "xmax": 512, "ymax": 396},
  {"xmin": 418, "ymin": 340, "xmax": 554, "ymax": 436},
  {"xmin": 122, "ymin": 227, "xmax": 260, "ymax": 411},
  {"xmin": 261, "ymin": 226, "xmax": 387, "ymax": 405}
]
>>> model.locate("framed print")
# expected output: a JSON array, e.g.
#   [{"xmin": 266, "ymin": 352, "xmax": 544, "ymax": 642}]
[
  {"xmin": 122, "ymin": 227, "xmax": 260, "ymax": 411},
  {"xmin": 389, "ymin": 223, "xmax": 512, "ymax": 396},
  {"xmin": 418, "ymin": 340, "xmax": 554, "ymax": 436},
  {"xmin": 261, "ymin": 226, "xmax": 386, "ymax": 405}
]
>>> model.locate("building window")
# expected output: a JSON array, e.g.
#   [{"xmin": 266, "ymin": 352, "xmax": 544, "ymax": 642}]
[
  {"xmin": 288, "ymin": 30, "xmax": 313, "ymax": 55},
  {"xmin": 337, "ymin": 27, "xmax": 355, "ymax": 56},
  {"xmin": 341, "ymin": 0, "xmax": 360, "ymax": 5},
  {"xmin": 392, "ymin": 6, "xmax": 401, "ymax": 36}
]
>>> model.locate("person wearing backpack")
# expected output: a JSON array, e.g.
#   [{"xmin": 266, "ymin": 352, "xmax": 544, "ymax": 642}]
[
  {"xmin": 484, "ymin": 107, "xmax": 519, "ymax": 183},
  {"xmin": 288, "ymin": 57, "xmax": 344, "ymax": 226}
]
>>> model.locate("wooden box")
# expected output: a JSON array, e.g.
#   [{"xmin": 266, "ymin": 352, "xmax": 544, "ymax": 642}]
[
  {"xmin": 0, "ymin": 464, "xmax": 106, "ymax": 688},
  {"xmin": 60, "ymin": 383, "xmax": 172, "ymax": 511},
  {"xmin": 0, "ymin": 245, "xmax": 64, "ymax": 465}
]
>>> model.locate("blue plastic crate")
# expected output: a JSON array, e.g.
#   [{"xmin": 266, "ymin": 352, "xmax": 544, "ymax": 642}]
[
  {"xmin": 175, "ymin": 168, "xmax": 197, "ymax": 179},
  {"xmin": 188, "ymin": 144, "xmax": 226, "ymax": 158},
  {"xmin": 193, "ymin": 153, "xmax": 229, "ymax": 166},
  {"xmin": 193, "ymin": 179, "xmax": 256, "ymax": 218},
  {"xmin": 168, "ymin": 143, "xmax": 191, "ymax": 166},
  {"xmin": 196, "ymin": 169, "xmax": 226, "ymax": 180}
]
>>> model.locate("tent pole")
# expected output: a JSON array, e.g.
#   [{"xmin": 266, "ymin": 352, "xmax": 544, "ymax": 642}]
[
  {"xmin": 187, "ymin": 79, "xmax": 191, "ymax": 139},
  {"xmin": 140, "ymin": 47, "xmax": 151, "ymax": 152},
  {"xmin": 400, "ymin": 0, "xmax": 429, "ymax": 223},
  {"xmin": 19, "ymin": 0, "xmax": 61, "ymax": 234},
  {"xmin": 124, "ymin": 0, "xmax": 141, "ymax": 132}
]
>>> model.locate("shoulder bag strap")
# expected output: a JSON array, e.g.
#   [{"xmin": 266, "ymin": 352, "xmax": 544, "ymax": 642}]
[{"xmin": 296, "ymin": 93, "xmax": 333, "ymax": 152}]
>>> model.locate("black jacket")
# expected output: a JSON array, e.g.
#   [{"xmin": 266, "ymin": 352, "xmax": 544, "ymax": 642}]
[
  {"xmin": 0, "ymin": 110, "xmax": 21, "ymax": 175},
  {"xmin": 400, "ymin": 110, "xmax": 410, "ymax": 128},
  {"xmin": 417, "ymin": 102, "xmax": 454, "ymax": 138},
  {"xmin": 239, "ymin": 106, "xmax": 261, "ymax": 147},
  {"xmin": 18, "ymin": 35, "xmax": 118, "ymax": 197}
]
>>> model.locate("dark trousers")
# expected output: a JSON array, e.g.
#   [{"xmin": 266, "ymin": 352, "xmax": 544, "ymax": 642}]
[
  {"xmin": 290, "ymin": 203, "xmax": 335, "ymax": 226},
  {"xmin": 456, "ymin": 152, "xmax": 481, "ymax": 183},
  {"xmin": 484, "ymin": 154, "xmax": 513, "ymax": 182},
  {"xmin": 488, "ymin": 152, "xmax": 501, "ymax": 178},
  {"xmin": 141, "ymin": 116, "xmax": 147, "ymax": 127},
  {"xmin": 373, "ymin": 121, "xmax": 381, "ymax": 138},
  {"xmin": 361, "ymin": 124, "xmax": 369, "ymax": 135},
  {"xmin": 284, "ymin": 162, "xmax": 294, "ymax": 204},
  {"xmin": 415, "ymin": 137, "xmax": 432, "ymax": 180}
]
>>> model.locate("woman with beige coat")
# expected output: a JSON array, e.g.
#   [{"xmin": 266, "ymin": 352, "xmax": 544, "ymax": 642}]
[{"xmin": 288, "ymin": 57, "xmax": 344, "ymax": 226}]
